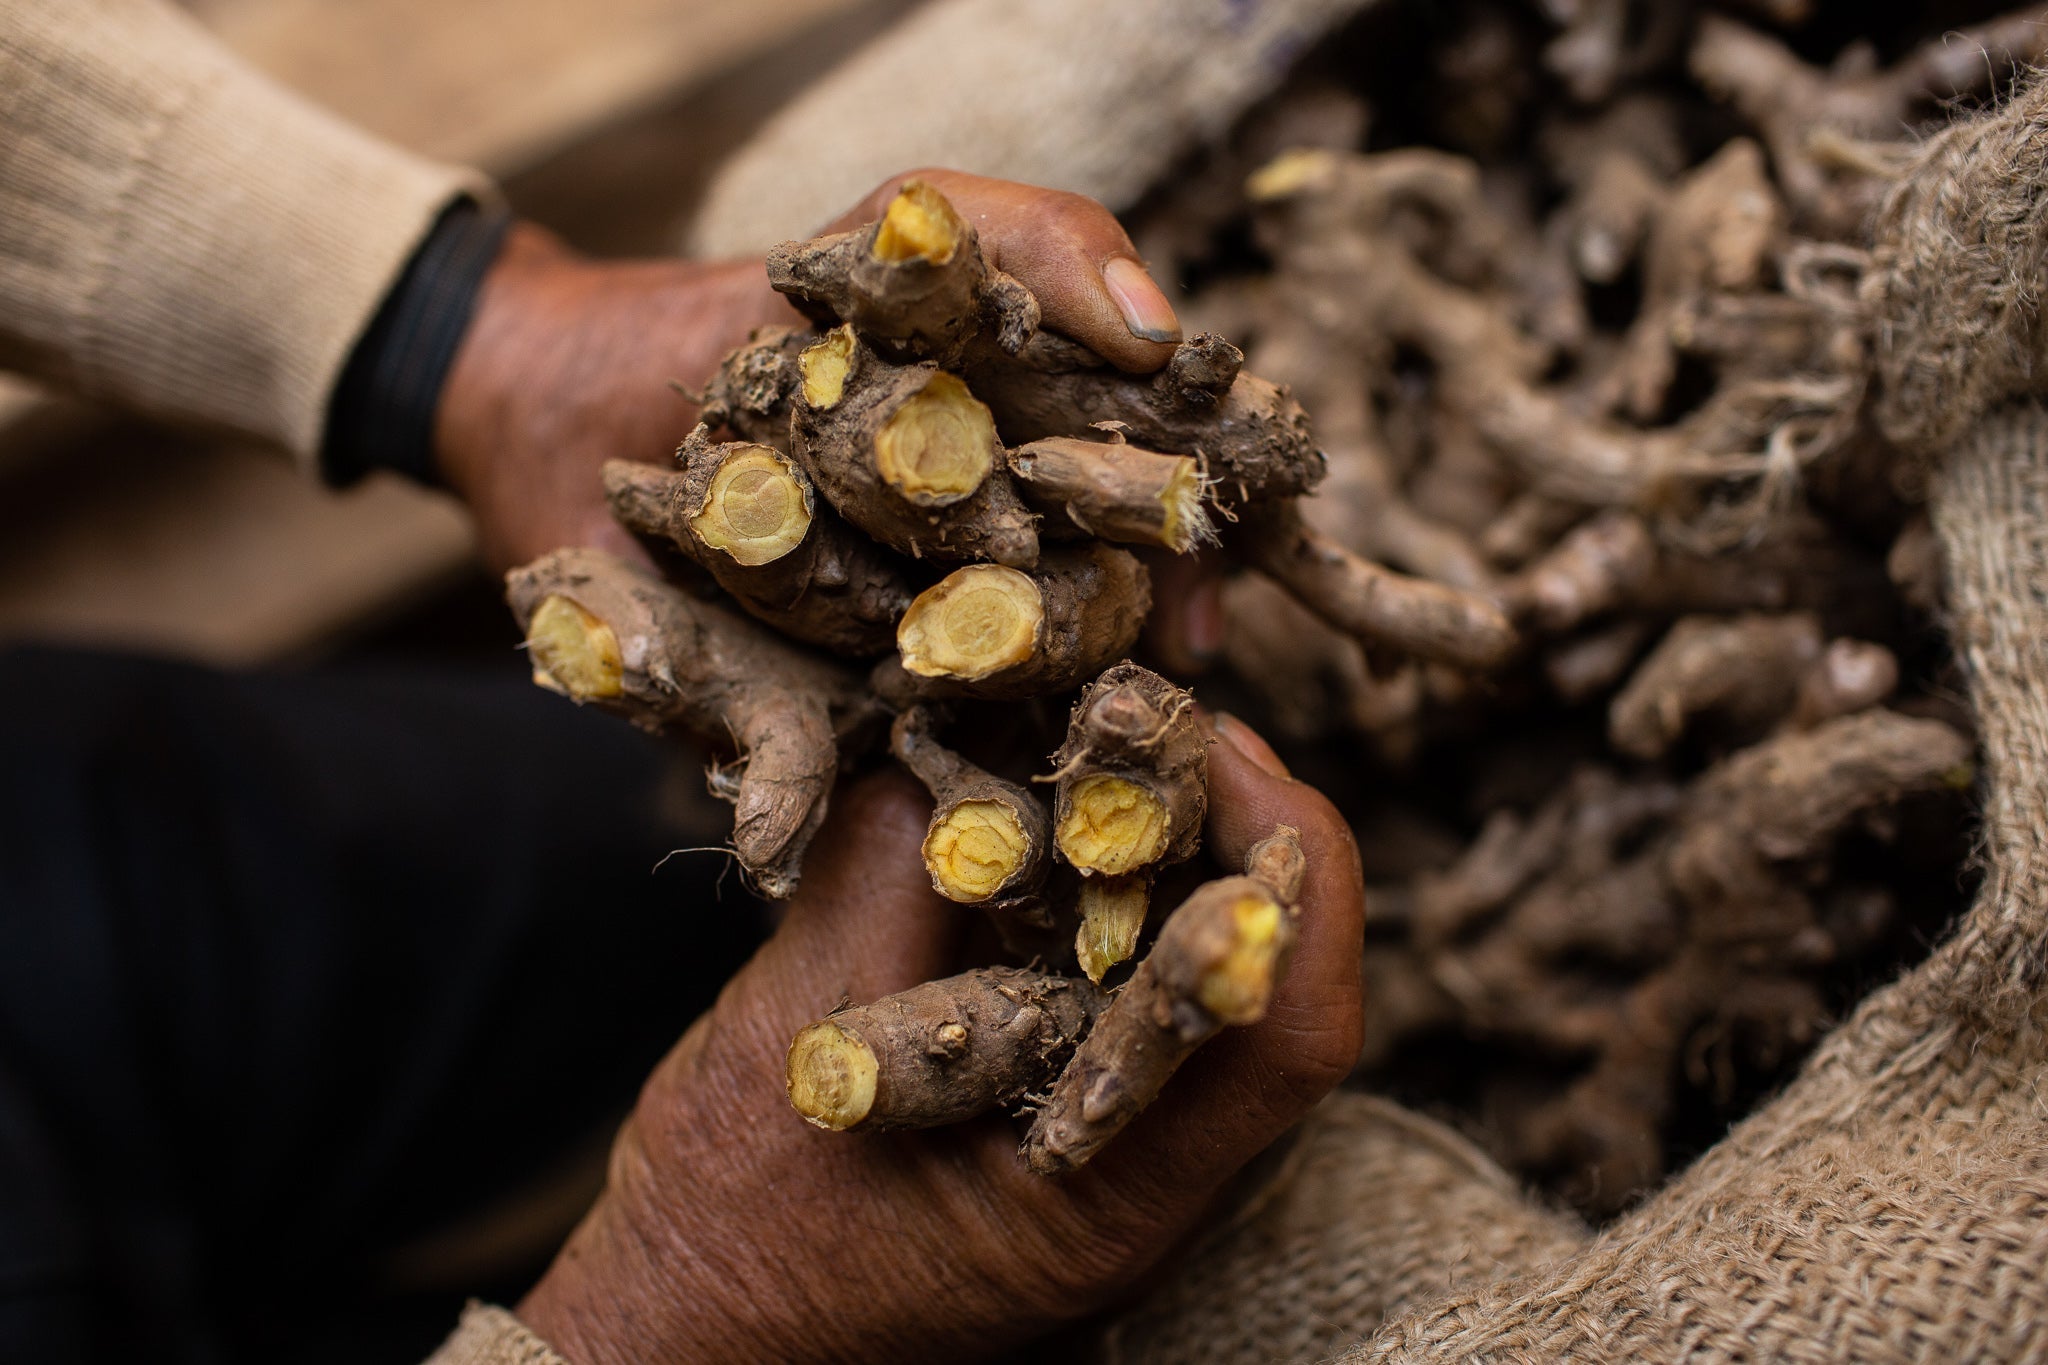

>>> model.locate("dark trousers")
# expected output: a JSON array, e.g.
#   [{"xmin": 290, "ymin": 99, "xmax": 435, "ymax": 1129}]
[{"xmin": 0, "ymin": 647, "xmax": 766, "ymax": 1363}]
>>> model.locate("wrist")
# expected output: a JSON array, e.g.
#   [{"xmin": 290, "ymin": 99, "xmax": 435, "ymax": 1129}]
[
  {"xmin": 428, "ymin": 231, "xmax": 799, "ymax": 570},
  {"xmin": 430, "ymin": 221, "xmax": 588, "ymax": 513},
  {"xmin": 321, "ymin": 199, "xmax": 515, "ymax": 487},
  {"xmin": 517, "ymin": 1184, "xmax": 748, "ymax": 1365}
]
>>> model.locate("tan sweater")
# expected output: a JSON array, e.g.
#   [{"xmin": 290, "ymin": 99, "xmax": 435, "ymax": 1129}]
[
  {"xmin": 0, "ymin": 0, "xmax": 489, "ymax": 463},
  {"xmin": 689, "ymin": 0, "xmax": 1381, "ymax": 255}
]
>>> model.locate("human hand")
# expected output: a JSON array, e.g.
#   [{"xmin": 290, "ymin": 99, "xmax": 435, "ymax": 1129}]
[
  {"xmin": 432, "ymin": 170, "xmax": 1184, "ymax": 572},
  {"xmin": 515, "ymin": 714, "xmax": 1365, "ymax": 1364}
]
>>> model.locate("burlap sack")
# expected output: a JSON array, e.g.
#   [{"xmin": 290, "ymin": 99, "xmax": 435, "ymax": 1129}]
[
  {"xmin": 1085, "ymin": 75, "xmax": 2048, "ymax": 1365},
  {"xmin": 1075, "ymin": 1095, "xmax": 1586, "ymax": 1364},
  {"xmin": 700, "ymin": 14, "xmax": 2048, "ymax": 1350}
]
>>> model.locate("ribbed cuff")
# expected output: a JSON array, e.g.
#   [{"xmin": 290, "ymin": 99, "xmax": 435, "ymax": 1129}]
[
  {"xmin": 0, "ymin": 0, "xmax": 495, "ymax": 462},
  {"xmin": 322, "ymin": 200, "xmax": 513, "ymax": 487}
]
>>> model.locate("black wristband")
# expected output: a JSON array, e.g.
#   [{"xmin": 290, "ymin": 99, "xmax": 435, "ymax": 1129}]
[{"xmin": 321, "ymin": 199, "xmax": 514, "ymax": 487}]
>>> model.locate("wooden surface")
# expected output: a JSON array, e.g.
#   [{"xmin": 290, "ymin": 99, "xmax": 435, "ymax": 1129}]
[{"xmin": 0, "ymin": 0, "xmax": 908, "ymax": 665}]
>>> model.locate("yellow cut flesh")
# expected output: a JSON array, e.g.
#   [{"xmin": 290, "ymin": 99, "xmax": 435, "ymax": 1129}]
[
  {"xmin": 872, "ymin": 180, "xmax": 965, "ymax": 264},
  {"xmin": 1076, "ymin": 876, "xmax": 1150, "ymax": 983},
  {"xmin": 1197, "ymin": 895, "xmax": 1286, "ymax": 1025},
  {"xmin": 875, "ymin": 372, "xmax": 996, "ymax": 506},
  {"xmin": 924, "ymin": 799, "xmax": 1030, "ymax": 902},
  {"xmin": 801, "ymin": 325, "xmax": 856, "ymax": 409},
  {"xmin": 1246, "ymin": 148, "xmax": 1339, "ymax": 202},
  {"xmin": 690, "ymin": 446, "xmax": 811, "ymax": 566},
  {"xmin": 786, "ymin": 1021, "xmax": 879, "ymax": 1130},
  {"xmin": 1157, "ymin": 457, "xmax": 1207, "ymax": 552},
  {"xmin": 527, "ymin": 596, "xmax": 623, "ymax": 699},
  {"xmin": 897, "ymin": 566, "xmax": 1043, "ymax": 681},
  {"xmin": 1057, "ymin": 773, "xmax": 1170, "ymax": 875}
]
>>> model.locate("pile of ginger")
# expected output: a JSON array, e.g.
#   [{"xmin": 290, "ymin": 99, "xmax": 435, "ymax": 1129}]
[{"xmin": 1131, "ymin": 0, "xmax": 2021, "ymax": 1210}]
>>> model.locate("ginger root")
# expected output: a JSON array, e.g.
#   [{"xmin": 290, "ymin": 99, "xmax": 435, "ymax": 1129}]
[
  {"xmin": 1247, "ymin": 146, "xmax": 1765, "ymax": 510},
  {"xmin": 1596, "ymin": 138, "xmax": 1784, "ymax": 423},
  {"xmin": 506, "ymin": 548, "xmax": 881, "ymax": 898},
  {"xmin": 792, "ymin": 329, "xmax": 1039, "ymax": 567},
  {"xmin": 1367, "ymin": 710, "xmax": 1971, "ymax": 1212},
  {"xmin": 1051, "ymin": 663, "xmax": 1208, "ymax": 981},
  {"xmin": 1238, "ymin": 500, "xmax": 1518, "ymax": 670},
  {"xmin": 1023, "ymin": 827, "xmax": 1304, "ymax": 1175},
  {"xmin": 786, "ymin": 967, "xmax": 1102, "ymax": 1132},
  {"xmin": 698, "ymin": 325, "xmax": 812, "ymax": 447},
  {"xmin": 1543, "ymin": 93, "xmax": 1686, "ymax": 287},
  {"xmin": 894, "ymin": 545, "xmax": 1151, "ymax": 700},
  {"xmin": 968, "ymin": 333, "xmax": 1326, "ymax": 503},
  {"xmin": 768, "ymin": 179, "xmax": 1038, "ymax": 368},
  {"xmin": 1689, "ymin": 10, "xmax": 2048, "ymax": 236},
  {"xmin": 602, "ymin": 433, "xmax": 912, "ymax": 657},
  {"xmin": 1607, "ymin": 612, "xmax": 1897, "ymax": 759},
  {"xmin": 1007, "ymin": 434, "xmax": 1214, "ymax": 553},
  {"xmin": 890, "ymin": 706, "xmax": 1050, "ymax": 909},
  {"xmin": 1219, "ymin": 573, "xmax": 1424, "ymax": 748},
  {"xmin": 1503, "ymin": 510, "xmax": 1874, "ymax": 638},
  {"xmin": 1051, "ymin": 663, "xmax": 1207, "ymax": 878},
  {"xmin": 1074, "ymin": 872, "xmax": 1154, "ymax": 986}
]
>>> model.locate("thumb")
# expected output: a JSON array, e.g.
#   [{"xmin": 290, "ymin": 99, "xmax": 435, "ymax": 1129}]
[
  {"xmin": 829, "ymin": 169, "xmax": 1182, "ymax": 374},
  {"xmin": 1084, "ymin": 713, "xmax": 1366, "ymax": 1195},
  {"xmin": 754, "ymin": 770, "xmax": 966, "ymax": 1016}
]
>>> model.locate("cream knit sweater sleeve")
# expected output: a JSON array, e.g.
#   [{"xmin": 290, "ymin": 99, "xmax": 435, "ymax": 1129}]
[{"xmin": 0, "ymin": 0, "xmax": 493, "ymax": 463}]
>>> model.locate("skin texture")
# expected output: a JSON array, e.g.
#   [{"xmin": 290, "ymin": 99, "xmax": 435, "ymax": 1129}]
[
  {"xmin": 434, "ymin": 170, "xmax": 1179, "ymax": 573},
  {"xmin": 437, "ymin": 234, "xmax": 792, "ymax": 572},
  {"xmin": 516, "ymin": 715, "xmax": 1365, "ymax": 1364}
]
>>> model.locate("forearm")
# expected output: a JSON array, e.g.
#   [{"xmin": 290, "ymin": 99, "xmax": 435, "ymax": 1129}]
[{"xmin": 0, "ymin": 0, "xmax": 490, "ymax": 461}]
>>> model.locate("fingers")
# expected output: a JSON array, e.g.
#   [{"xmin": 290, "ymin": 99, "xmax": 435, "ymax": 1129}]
[
  {"xmin": 1202, "ymin": 713, "xmax": 1365, "ymax": 1085},
  {"xmin": 831, "ymin": 169, "xmax": 1181, "ymax": 375},
  {"xmin": 1138, "ymin": 550, "xmax": 1227, "ymax": 677},
  {"xmin": 1088, "ymin": 714, "xmax": 1366, "ymax": 1199},
  {"xmin": 762, "ymin": 769, "xmax": 965, "ymax": 1007}
]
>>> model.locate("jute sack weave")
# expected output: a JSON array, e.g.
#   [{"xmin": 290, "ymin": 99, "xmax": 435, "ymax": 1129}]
[
  {"xmin": 1077, "ymin": 1095, "xmax": 1587, "ymax": 1364},
  {"xmin": 1338, "ymin": 395, "xmax": 2048, "ymax": 1362},
  {"xmin": 1087, "ymin": 75, "xmax": 2048, "ymax": 1365}
]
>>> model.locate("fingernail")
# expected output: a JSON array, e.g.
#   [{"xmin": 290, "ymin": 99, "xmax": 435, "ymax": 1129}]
[
  {"xmin": 1185, "ymin": 577, "xmax": 1225, "ymax": 662},
  {"xmin": 1103, "ymin": 257, "xmax": 1182, "ymax": 343},
  {"xmin": 1213, "ymin": 712, "xmax": 1290, "ymax": 779}
]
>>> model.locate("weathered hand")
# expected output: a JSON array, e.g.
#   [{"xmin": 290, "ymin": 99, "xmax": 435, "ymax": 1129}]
[
  {"xmin": 516, "ymin": 714, "xmax": 1364, "ymax": 1364},
  {"xmin": 432, "ymin": 170, "xmax": 1184, "ymax": 572}
]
